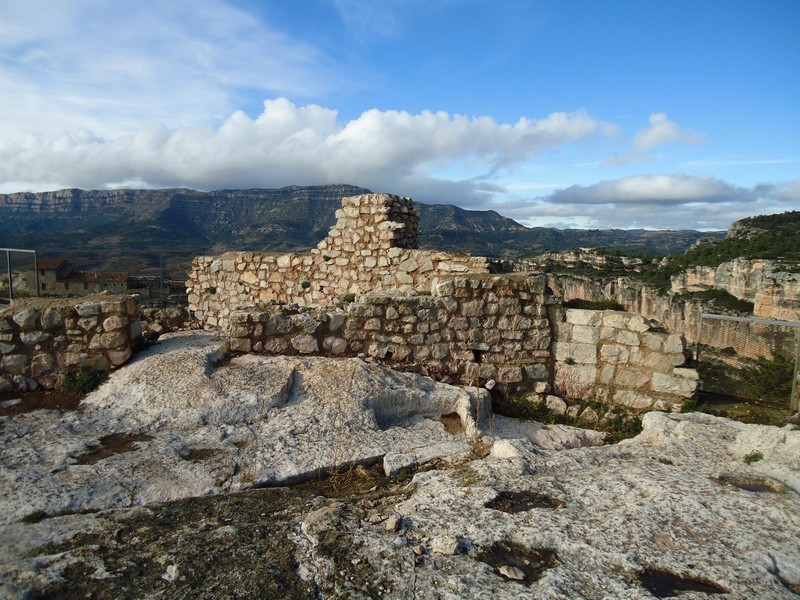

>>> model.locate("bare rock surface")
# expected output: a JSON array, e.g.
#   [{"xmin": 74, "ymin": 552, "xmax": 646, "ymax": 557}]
[
  {"xmin": 0, "ymin": 332, "xmax": 492, "ymax": 525},
  {"xmin": 2, "ymin": 332, "xmax": 799, "ymax": 598}
]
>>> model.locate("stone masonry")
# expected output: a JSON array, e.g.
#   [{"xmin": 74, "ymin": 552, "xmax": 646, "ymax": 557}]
[
  {"xmin": 187, "ymin": 194, "xmax": 490, "ymax": 330},
  {"xmin": 187, "ymin": 192, "xmax": 699, "ymax": 408},
  {"xmin": 227, "ymin": 273, "xmax": 552, "ymax": 391},
  {"xmin": 553, "ymin": 308, "xmax": 697, "ymax": 411},
  {"xmin": 0, "ymin": 294, "xmax": 140, "ymax": 392}
]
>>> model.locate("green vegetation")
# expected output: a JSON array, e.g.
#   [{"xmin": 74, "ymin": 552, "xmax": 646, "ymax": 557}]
[
  {"xmin": 735, "ymin": 354, "xmax": 795, "ymax": 404},
  {"xmin": 677, "ymin": 289, "xmax": 754, "ymax": 314},
  {"xmin": 300, "ymin": 280, "xmax": 311, "ymax": 289},
  {"xmin": 564, "ymin": 298, "xmax": 626, "ymax": 311},
  {"xmin": 493, "ymin": 396, "xmax": 642, "ymax": 443},
  {"xmin": 744, "ymin": 451, "xmax": 764, "ymax": 464},
  {"xmin": 60, "ymin": 369, "xmax": 109, "ymax": 394}
]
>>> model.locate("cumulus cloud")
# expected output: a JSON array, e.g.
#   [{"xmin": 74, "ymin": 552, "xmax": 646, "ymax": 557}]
[
  {"xmin": 633, "ymin": 112, "xmax": 702, "ymax": 153},
  {"xmin": 0, "ymin": 98, "xmax": 607, "ymax": 201}
]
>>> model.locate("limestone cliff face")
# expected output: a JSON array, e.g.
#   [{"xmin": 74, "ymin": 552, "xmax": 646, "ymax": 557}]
[
  {"xmin": 672, "ymin": 258, "xmax": 800, "ymax": 322},
  {"xmin": 547, "ymin": 274, "xmax": 706, "ymax": 341},
  {"xmin": 546, "ymin": 257, "xmax": 799, "ymax": 345}
]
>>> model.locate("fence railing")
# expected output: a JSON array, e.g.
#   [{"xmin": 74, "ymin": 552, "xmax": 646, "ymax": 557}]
[
  {"xmin": 696, "ymin": 313, "xmax": 800, "ymax": 412},
  {"xmin": 0, "ymin": 248, "xmax": 38, "ymax": 304}
]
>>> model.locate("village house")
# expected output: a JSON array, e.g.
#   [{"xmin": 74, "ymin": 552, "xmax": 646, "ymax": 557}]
[{"xmin": 37, "ymin": 258, "xmax": 129, "ymax": 296}]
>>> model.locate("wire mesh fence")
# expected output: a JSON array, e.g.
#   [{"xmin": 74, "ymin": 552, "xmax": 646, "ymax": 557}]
[
  {"xmin": 0, "ymin": 248, "xmax": 38, "ymax": 304},
  {"xmin": 696, "ymin": 313, "xmax": 800, "ymax": 412}
]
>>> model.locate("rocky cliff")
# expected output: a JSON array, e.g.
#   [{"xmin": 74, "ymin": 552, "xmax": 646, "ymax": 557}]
[{"xmin": 672, "ymin": 258, "xmax": 800, "ymax": 322}]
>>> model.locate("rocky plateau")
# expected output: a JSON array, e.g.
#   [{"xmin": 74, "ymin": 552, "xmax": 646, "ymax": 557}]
[{"xmin": 1, "ymin": 332, "xmax": 799, "ymax": 598}]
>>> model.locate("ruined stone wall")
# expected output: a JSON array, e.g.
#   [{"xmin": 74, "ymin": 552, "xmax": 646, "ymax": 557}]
[
  {"xmin": 226, "ymin": 273, "xmax": 552, "ymax": 393},
  {"xmin": 186, "ymin": 193, "xmax": 490, "ymax": 330},
  {"xmin": 553, "ymin": 308, "xmax": 697, "ymax": 412},
  {"xmin": 0, "ymin": 295, "xmax": 140, "ymax": 392}
]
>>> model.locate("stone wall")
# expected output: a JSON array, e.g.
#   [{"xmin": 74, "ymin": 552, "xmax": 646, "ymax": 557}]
[
  {"xmin": 186, "ymin": 193, "xmax": 490, "ymax": 330},
  {"xmin": 553, "ymin": 308, "xmax": 697, "ymax": 412},
  {"xmin": 226, "ymin": 273, "xmax": 552, "ymax": 392},
  {"xmin": 0, "ymin": 295, "xmax": 140, "ymax": 392}
]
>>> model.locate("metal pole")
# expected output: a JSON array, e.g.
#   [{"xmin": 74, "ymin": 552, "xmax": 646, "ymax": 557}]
[
  {"xmin": 34, "ymin": 250, "xmax": 40, "ymax": 297},
  {"xmin": 791, "ymin": 330, "xmax": 800, "ymax": 413},
  {"xmin": 159, "ymin": 254, "xmax": 164, "ymax": 299},
  {"xmin": 6, "ymin": 250, "xmax": 12, "ymax": 302}
]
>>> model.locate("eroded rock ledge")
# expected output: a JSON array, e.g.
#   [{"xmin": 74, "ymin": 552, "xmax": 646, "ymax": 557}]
[{"xmin": 1, "ymin": 332, "xmax": 798, "ymax": 598}]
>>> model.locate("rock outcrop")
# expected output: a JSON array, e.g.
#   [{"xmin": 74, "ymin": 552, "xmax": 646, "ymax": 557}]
[{"xmin": 1, "ymin": 335, "xmax": 798, "ymax": 598}]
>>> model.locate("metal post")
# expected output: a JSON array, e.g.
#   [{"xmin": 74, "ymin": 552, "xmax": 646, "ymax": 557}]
[
  {"xmin": 6, "ymin": 250, "xmax": 11, "ymax": 302},
  {"xmin": 34, "ymin": 250, "xmax": 40, "ymax": 297},
  {"xmin": 791, "ymin": 331, "xmax": 800, "ymax": 413}
]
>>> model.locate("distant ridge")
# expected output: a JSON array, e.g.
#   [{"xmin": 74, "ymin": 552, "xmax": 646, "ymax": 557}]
[{"xmin": 0, "ymin": 186, "xmax": 722, "ymax": 274}]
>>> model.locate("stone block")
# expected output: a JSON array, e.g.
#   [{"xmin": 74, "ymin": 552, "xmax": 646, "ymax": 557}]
[
  {"xmin": 642, "ymin": 332, "xmax": 663, "ymax": 351},
  {"xmin": 600, "ymin": 344, "xmax": 628, "ymax": 364},
  {"xmin": 75, "ymin": 302, "xmax": 100, "ymax": 317},
  {"xmin": 41, "ymin": 307, "xmax": 64, "ymax": 330},
  {"xmin": 20, "ymin": 331, "xmax": 50, "ymax": 345},
  {"xmin": 598, "ymin": 363, "xmax": 615, "ymax": 385},
  {"xmin": 545, "ymin": 395, "xmax": 567, "ymax": 415},
  {"xmin": 614, "ymin": 367, "xmax": 650, "ymax": 390},
  {"xmin": 627, "ymin": 314, "xmax": 651, "ymax": 332},
  {"xmin": 103, "ymin": 315, "xmax": 128, "ymax": 332},
  {"xmin": 613, "ymin": 389, "xmax": 658, "ymax": 410},
  {"xmin": 108, "ymin": 347, "xmax": 133, "ymax": 367},
  {"xmin": 615, "ymin": 330, "xmax": 639, "ymax": 346},
  {"xmin": 497, "ymin": 365, "xmax": 524, "ymax": 383},
  {"xmin": 12, "ymin": 308, "xmax": 39, "ymax": 330},
  {"xmin": 1, "ymin": 354, "xmax": 27, "ymax": 373},
  {"xmin": 572, "ymin": 324, "xmax": 600, "ymax": 344},
  {"xmin": 291, "ymin": 334, "xmax": 318, "ymax": 354},
  {"xmin": 229, "ymin": 338, "xmax": 252, "ymax": 353},
  {"xmin": 29, "ymin": 353, "xmax": 56, "ymax": 377},
  {"xmin": 88, "ymin": 331, "xmax": 128, "ymax": 350},
  {"xmin": 554, "ymin": 342, "xmax": 596, "ymax": 365},
  {"xmin": 651, "ymin": 372, "xmax": 697, "ymax": 397},
  {"xmin": 565, "ymin": 309, "xmax": 602, "ymax": 326},
  {"xmin": 524, "ymin": 364, "xmax": 549, "ymax": 380},
  {"xmin": 323, "ymin": 336, "xmax": 348, "ymax": 355},
  {"xmin": 602, "ymin": 312, "xmax": 628, "ymax": 329},
  {"xmin": 264, "ymin": 338, "xmax": 290, "ymax": 353},
  {"xmin": 664, "ymin": 333, "xmax": 684, "ymax": 355}
]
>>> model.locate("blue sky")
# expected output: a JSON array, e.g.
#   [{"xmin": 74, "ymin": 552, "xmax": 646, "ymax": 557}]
[{"xmin": 0, "ymin": 0, "xmax": 798, "ymax": 230}]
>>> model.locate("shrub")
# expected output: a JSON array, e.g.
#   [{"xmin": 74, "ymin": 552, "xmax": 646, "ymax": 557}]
[
  {"xmin": 564, "ymin": 298, "xmax": 626, "ymax": 311},
  {"xmin": 744, "ymin": 451, "xmax": 764, "ymax": 464},
  {"xmin": 300, "ymin": 280, "xmax": 311, "ymax": 289},
  {"xmin": 60, "ymin": 369, "xmax": 109, "ymax": 394},
  {"xmin": 735, "ymin": 354, "xmax": 795, "ymax": 404}
]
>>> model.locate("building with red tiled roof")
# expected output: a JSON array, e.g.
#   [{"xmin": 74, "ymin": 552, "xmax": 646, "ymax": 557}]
[{"xmin": 38, "ymin": 258, "xmax": 129, "ymax": 296}]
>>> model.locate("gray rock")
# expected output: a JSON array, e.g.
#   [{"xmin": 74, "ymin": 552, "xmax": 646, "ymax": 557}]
[
  {"xmin": 11, "ymin": 308, "xmax": 39, "ymax": 330},
  {"xmin": 498, "ymin": 565, "xmax": 525, "ymax": 581}
]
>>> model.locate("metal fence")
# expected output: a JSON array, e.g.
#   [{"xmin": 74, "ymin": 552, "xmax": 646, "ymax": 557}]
[
  {"xmin": 696, "ymin": 313, "xmax": 800, "ymax": 412},
  {"xmin": 0, "ymin": 248, "xmax": 38, "ymax": 304}
]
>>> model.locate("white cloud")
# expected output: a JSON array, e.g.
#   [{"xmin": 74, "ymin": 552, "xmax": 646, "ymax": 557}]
[
  {"xmin": 548, "ymin": 174, "xmax": 756, "ymax": 205},
  {"xmin": 0, "ymin": 0, "xmax": 344, "ymax": 139},
  {"xmin": 520, "ymin": 174, "xmax": 791, "ymax": 230},
  {"xmin": 0, "ymin": 99, "xmax": 607, "ymax": 201},
  {"xmin": 633, "ymin": 112, "xmax": 702, "ymax": 153}
]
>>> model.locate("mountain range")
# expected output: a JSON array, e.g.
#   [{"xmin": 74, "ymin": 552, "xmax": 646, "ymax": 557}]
[{"xmin": 0, "ymin": 185, "xmax": 723, "ymax": 274}]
